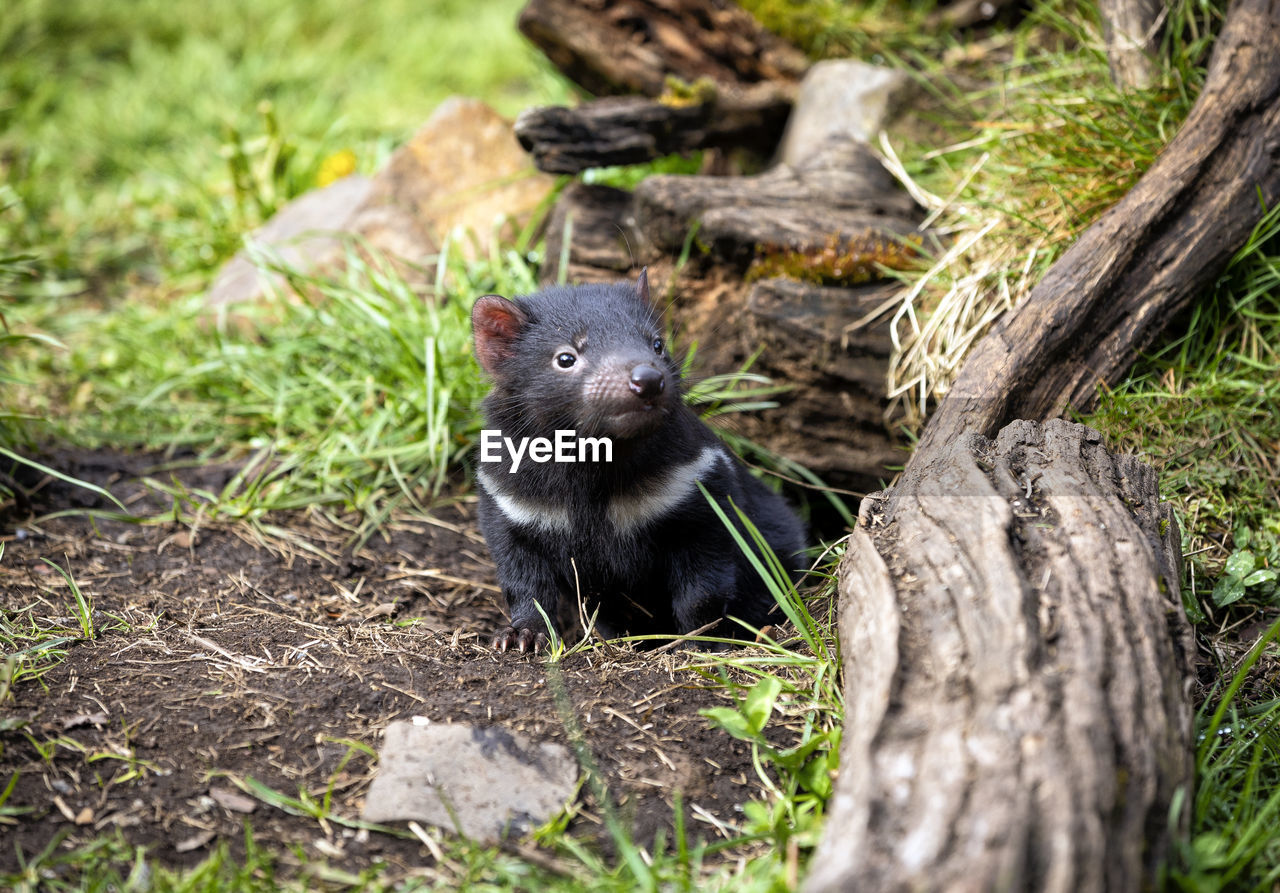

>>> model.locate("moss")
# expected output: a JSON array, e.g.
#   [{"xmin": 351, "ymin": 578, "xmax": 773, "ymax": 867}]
[
  {"xmin": 658, "ymin": 75, "xmax": 718, "ymax": 108},
  {"xmin": 746, "ymin": 231, "xmax": 922, "ymax": 286}
]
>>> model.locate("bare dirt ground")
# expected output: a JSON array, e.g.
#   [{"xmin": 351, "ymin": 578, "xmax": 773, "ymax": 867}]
[{"xmin": 0, "ymin": 451, "xmax": 771, "ymax": 880}]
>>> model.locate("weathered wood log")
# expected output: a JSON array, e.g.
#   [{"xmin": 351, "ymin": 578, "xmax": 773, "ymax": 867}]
[
  {"xmin": 1099, "ymin": 0, "xmax": 1165, "ymax": 89},
  {"xmin": 806, "ymin": 419, "xmax": 1193, "ymax": 892},
  {"xmin": 541, "ymin": 182, "xmax": 656, "ymax": 283},
  {"xmin": 538, "ymin": 161, "xmax": 918, "ymax": 492},
  {"xmin": 727, "ymin": 278, "xmax": 908, "ymax": 494},
  {"xmin": 514, "ymin": 92, "xmax": 790, "ymax": 174},
  {"xmin": 912, "ymin": 0, "xmax": 1280, "ymax": 463},
  {"xmin": 634, "ymin": 139, "xmax": 924, "ymax": 265},
  {"xmin": 808, "ymin": 2, "xmax": 1276, "ymax": 885},
  {"xmin": 536, "ymin": 182, "xmax": 913, "ymax": 492},
  {"xmin": 517, "ymin": 0, "xmax": 808, "ymax": 100}
]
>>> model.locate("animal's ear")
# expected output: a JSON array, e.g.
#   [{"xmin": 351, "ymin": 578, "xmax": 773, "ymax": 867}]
[
  {"xmin": 471, "ymin": 294, "xmax": 528, "ymax": 377},
  {"xmin": 636, "ymin": 267, "xmax": 652, "ymax": 306}
]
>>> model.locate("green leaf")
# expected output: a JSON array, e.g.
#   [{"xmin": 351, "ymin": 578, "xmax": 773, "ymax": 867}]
[
  {"xmin": 798, "ymin": 752, "xmax": 834, "ymax": 799},
  {"xmin": 1225, "ymin": 550, "xmax": 1257, "ymax": 579},
  {"xmin": 741, "ymin": 799, "xmax": 774, "ymax": 831},
  {"xmin": 1213, "ymin": 577, "xmax": 1248, "ymax": 608},
  {"xmin": 741, "ymin": 676, "xmax": 783, "ymax": 735},
  {"xmin": 773, "ymin": 729, "xmax": 837, "ymax": 768},
  {"xmin": 702, "ymin": 706, "xmax": 755, "ymax": 742},
  {"xmin": 1243, "ymin": 569, "xmax": 1278, "ymax": 587}
]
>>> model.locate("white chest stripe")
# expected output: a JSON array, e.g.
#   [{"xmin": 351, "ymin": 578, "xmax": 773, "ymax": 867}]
[
  {"xmin": 608, "ymin": 447, "xmax": 726, "ymax": 534},
  {"xmin": 477, "ymin": 470, "xmax": 572, "ymax": 534},
  {"xmin": 478, "ymin": 448, "xmax": 727, "ymax": 535}
]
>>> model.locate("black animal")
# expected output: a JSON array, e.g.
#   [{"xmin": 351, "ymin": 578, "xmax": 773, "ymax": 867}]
[{"xmin": 471, "ymin": 270, "xmax": 806, "ymax": 652}]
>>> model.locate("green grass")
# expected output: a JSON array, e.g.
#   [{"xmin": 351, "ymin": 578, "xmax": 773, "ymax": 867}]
[
  {"xmin": 17, "ymin": 242, "xmax": 534, "ymax": 543},
  {"xmin": 1171, "ymin": 618, "xmax": 1280, "ymax": 891},
  {"xmin": 1082, "ymin": 196, "xmax": 1280, "ymax": 889},
  {"xmin": 0, "ymin": 0, "xmax": 572, "ymax": 296},
  {"xmin": 1087, "ymin": 202, "xmax": 1280, "ymax": 623},
  {"xmin": 0, "ymin": 0, "xmax": 577, "ymax": 538},
  {"xmin": 0, "ymin": 819, "xmax": 789, "ymax": 893},
  {"xmin": 857, "ymin": 0, "xmax": 1224, "ymax": 422},
  {"xmin": 738, "ymin": 0, "xmax": 941, "ymax": 62},
  {"xmin": 0, "ymin": 546, "xmax": 91, "ymax": 707}
]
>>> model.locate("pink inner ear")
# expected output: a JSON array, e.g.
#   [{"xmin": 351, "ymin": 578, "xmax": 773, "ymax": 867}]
[
  {"xmin": 636, "ymin": 267, "xmax": 651, "ymax": 306},
  {"xmin": 472, "ymin": 295, "xmax": 526, "ymax": 377}
]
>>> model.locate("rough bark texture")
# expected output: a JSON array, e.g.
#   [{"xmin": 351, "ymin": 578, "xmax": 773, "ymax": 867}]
[
  {"xmin": 807, "ymin": 420, "xmax": 1193, "ymax": 893},
  {"xmin": 634, "ymin": 139, "xmax": 923, "ymax": 264},
  {"xmin": 1099, "ymin": 0, "xmax": 1165, "ymax": 88},
  {"xmin": 514, "ymin": 93, "xmax": 791, "ymax": 174},
  {"xmin": 727, "ymin": 279, "xmax": 908, "ymax": 495},
  {"xmin": 517, "ymin": 0, "xmax": 808, "ymax": 100},
  {"xmin": 541, "ymin": 183, "xmax": 655, "ymax": 284},
  {"xmin": 808, "ymin": 2, "xmax": 1278, "ymax": 885},
  {"xmin": 913, "ymin": 0, "xmax": 1280, "ymax": 463}
]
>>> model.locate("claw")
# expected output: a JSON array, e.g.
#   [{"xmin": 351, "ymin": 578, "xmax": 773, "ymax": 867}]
[
  {"xmin": 492, "ymin": 626, "xmax": 517, "ymax": 652},
  {"xmin": 491, "ymin": 626, "xmax": 549, "ymax": 654}
]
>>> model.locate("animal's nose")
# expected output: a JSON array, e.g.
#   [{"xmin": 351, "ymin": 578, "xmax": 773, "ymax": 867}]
[{"xmin": 629, "ymin": 365, "xmax": 665, "ymax": 400}]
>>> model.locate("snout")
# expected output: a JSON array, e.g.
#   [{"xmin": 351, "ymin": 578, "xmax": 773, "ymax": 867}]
[{"xmin": 629, "ymin": 364, "xmax": 665, "ymax": 402}]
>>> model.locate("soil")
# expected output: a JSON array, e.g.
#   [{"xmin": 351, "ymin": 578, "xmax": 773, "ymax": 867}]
[{"xmin": 0, "ymin": 451, "xmax": 778, "ymax": 881}]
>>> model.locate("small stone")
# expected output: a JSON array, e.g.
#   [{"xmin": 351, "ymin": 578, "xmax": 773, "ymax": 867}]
[
  {"xmin": 209, "ymin": 786, "xmax": 258, "ymax": 814},
  {"xmin": 174, "ymin": 830, "xmax": 217, "ymax": 853},
  {"xmin": 206, "ymin": 175, "xmax": 372, "ymax": 309},
  {"xmin": 778, "ymin": 59, "xmax": 913, "ymax": 166},
  {"xmin": 362, "ymin": 721, "xmax": 577, "ymax": 843},
  {"xmin": 351, "ymin": 96, "xmax": 555, "ymax": 261},
  {"xmin": 206, "ymin": 97, "xmax": 555, "ymax": 310}
]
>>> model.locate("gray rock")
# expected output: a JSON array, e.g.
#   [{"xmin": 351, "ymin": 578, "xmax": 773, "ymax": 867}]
[
  {"xmin": 206, "ymin": 97, "xmax": 555, "ymax": 310},
  {"xmin": 205, "ymin": 175, "xmax": 371, "ymax": 309},
  {"xmin": 347, "ymin": 97, "xmax": 555, "ymax": 263},
  {"xmin": 777, "ymin": 60, "xmax": 913, "ymax": 166},
  {"xmin": 362, "ymin": 721, "xmax": 578, "ymax": 842}
]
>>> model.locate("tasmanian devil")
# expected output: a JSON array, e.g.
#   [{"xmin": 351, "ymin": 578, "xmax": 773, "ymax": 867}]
[{"xmin": 470, "ymin": 269, "xmax": 807, "ymax": 653}]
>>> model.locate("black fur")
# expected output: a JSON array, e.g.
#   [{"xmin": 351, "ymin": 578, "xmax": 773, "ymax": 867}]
[{"xmin": 471, "ymin": 272, "xmax": 807, "ymax": 652}]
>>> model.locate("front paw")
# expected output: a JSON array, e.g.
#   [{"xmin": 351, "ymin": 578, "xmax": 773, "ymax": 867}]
[{"xmin": 491, "ymin": 625, "xmax": 549, "ymax": 654}]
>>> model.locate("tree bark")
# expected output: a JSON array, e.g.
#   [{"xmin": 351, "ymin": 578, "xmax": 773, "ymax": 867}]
[
  {"xmin": 538, "ymin": 190, "xmax": 912, "ymax": 497},
  {"xmin": 729, "ymin": 278, "xmax": 909, "ymax": 495},
  {"xmin": 517, "ymin": 0, "xmax": 808, "ymax": 100},
  {"xmin": 514, "ymin": 92, "xmax": 791, "ymax": 174},
  {"xmin": 514, "ymin": 0, "xmax": 809, "ymax": 174},
  {"xmin": 806, "ymin": 420, "xmax": 1193, "ymax": 892},
  {"xmin": 541, "ymin": 182, "xmax": 655, "ymax": 283},
  {"xmin": 911, "ymin": 0, "xmax": 1280, "ymax": 464},
  {"xmin": 810, "ymin": 2, "xmax": 1280, "ymax": 887},
  {"xmin": 634, "ymin": 139, "xmax": 923, "ymax": 263},
  {"xmin": 1099, "ymin": 0, "xmax": 1165, "ymax": 88}
]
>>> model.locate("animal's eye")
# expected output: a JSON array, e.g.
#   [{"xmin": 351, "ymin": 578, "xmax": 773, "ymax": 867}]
[
  {"xmin": 652, "ymin": 337, "xmax": 664, "ymax": 355},
  {"xmin": 555, "ymin": 351, "xmax": 577, "ymax": 369}
]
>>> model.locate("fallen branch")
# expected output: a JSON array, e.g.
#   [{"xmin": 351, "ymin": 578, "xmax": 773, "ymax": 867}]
[
  {"xmin": 911, "ymin": 0, "xmax": 1280, "ymax": 462},
  {"xmin": 807, "ymin": 420, "xmax": 1193, "ymax": 891}
]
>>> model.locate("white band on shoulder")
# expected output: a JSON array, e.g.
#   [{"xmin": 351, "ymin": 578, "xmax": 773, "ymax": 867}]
[
  {"xmin": 476, "ymin": 470, "xmax": 572, "ymax": 533},
  {"xmin": 608, "ymin": 446, "xmax": 726, "ymax": 535}
]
